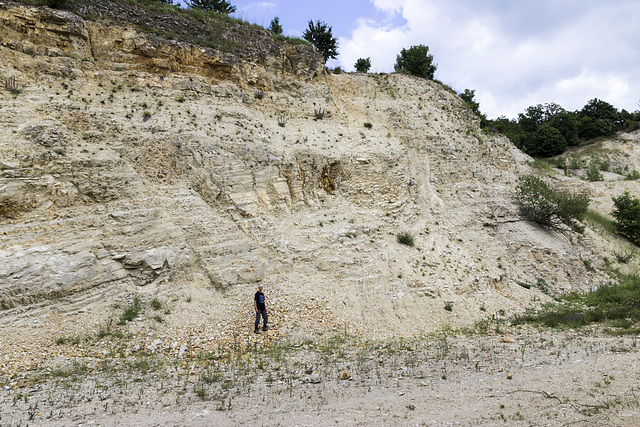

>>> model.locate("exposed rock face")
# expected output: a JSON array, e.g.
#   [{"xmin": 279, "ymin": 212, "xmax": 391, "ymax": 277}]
[
  {"xmin": 0, "ymin": 1, "xmax": 324, "ymax": 85},
  {"xmin": 0, "ymin": 2, "xmax": 638, "ymax": 332}
]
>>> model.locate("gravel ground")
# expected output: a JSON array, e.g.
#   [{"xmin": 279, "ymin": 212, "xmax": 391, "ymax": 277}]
[{"xmin": 2, "ymin": 318, "xmax": 639, "ymax": 426}]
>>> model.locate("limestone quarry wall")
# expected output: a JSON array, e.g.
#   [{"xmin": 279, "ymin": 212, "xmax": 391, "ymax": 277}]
[{"xmin": 1, "ymin": 2, "xmax": 635, "ymax": 332}]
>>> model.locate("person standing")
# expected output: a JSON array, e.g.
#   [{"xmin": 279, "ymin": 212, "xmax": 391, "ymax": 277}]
[{"xmin": 254, "ymin": 284, "xmax": 268, "ymax": 334}]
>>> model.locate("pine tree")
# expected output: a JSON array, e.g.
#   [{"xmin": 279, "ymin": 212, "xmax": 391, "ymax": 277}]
[
  {"xmin": 187, "ymin": 0, "xmax": 236, "ymax": 14},
  {"xmin": 303, "ymin": 20, "xmax": 338, "ymax": 62},
  {"xmin": 268, "ymin": 17, "xmax": 283, "ymax": 35}
]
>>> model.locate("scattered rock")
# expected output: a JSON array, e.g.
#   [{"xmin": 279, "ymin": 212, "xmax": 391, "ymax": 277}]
[
  {"xmin": 501, "ymin": 337, "xmax": 516, "ymax": 343},
  {"xmin": 309, "ymin": 371, "xmax": 321, "ymax": 384},
  {"xmin": 339, "ymin": 370, "xmax": 350, "ymax": 380},
  {"xmin": 178, "ymin": 343, "xmax": 187, "ymax": 358},
  {"xmin": 507, "ymin": 372, "xmax": 513, "ymax": 380}
]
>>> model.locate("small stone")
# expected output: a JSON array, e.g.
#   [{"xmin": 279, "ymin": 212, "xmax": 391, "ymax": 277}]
[
  {"xmin": 339, "ymin": 370, "xmax": 350, "ymax": 380},
  {"xmin": 178, "ymin": 343, "xmax": 187, "ymax": 358},
  {"xmin": 398, "ymin": 391, "xmax": 405, "ymax": 396},
  {"xmin": 501, "ymin": 337, "xmax": 516, "ymax": 343},
  {"xmin": 507, "ymin": 373, "xmax": 513, "ymax": 380},
  {"xmin": 309, "ymin": 371, "xmax": 321, "ymax": 383}
]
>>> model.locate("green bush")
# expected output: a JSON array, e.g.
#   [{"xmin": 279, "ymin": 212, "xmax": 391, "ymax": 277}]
[
  {"xmin": 611, "ymin": 192, "xmax": 640, "ymax": 245},
  {"xmin": 626, "ymin": 170, "xmax": 640, "ymax": 180},
  {"xmin": 585, "ymin": 162, "xmax": 603, "ymax": 181},
  {"xmin": 354, "ymin": 57, "xmax": 371, "ymax": 73},
  {"xmin": 523, "ymin": 122, "xmax": 567, "ymax": 157},
  {"xmin": 394, "ymin": 44, "xmax": 437, "ymax": 80},
  {"xmin": 514, "ymin": 175, "xmax": 590, "ymax": 232}
]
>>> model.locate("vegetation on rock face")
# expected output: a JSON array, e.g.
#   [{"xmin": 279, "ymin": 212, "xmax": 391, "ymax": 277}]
[
  {"xmin": 13, "ymin": 0, "xmax": 315, "ymax": 57},
  {"xmin": 354, "ymin": 57, "xmax": 371, "ymax": 73},
  {"xmin": 513, "ymin": 273, "xmax": 640, "ymax": 334},
  {"xmin": 303, "ymin": 20, "xmax": 339, "ymax": 62},
  {"xmin": 514, "ymin": 174, "xmax": 590, "ymax": 232},
  {"xmin": 394, "ymin": 44, "xmax": 437, "ymax": 80},
  {"xmin": 459, "ymin": 89, "xmax": 486, "ymax": 127},
  {"xmin": 611, "ymin": 192, "xmax": 640, "ymax": 245}
]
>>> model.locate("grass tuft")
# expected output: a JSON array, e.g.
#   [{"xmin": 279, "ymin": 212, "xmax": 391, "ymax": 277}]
[
  {"xmin": 118, "ymin": 296, "xmax": 143, "ymax": 325},
  {"xmin": 397, "ymin": 232, "xmax": 414, "ymax": 247}
]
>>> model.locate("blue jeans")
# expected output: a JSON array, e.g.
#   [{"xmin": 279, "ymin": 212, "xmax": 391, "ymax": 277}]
[{"xmin": 255, "ymin": 309, "xmax": 267, "ymax": 327}]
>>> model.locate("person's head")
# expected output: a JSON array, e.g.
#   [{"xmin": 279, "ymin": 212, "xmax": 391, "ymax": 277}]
[{"xmin": 258, "ymin": 284, "xmax": 263, "ymax": 291}]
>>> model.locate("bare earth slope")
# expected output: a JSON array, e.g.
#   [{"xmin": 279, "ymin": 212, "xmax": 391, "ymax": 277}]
[{"xmin": 0, "ymin": 2, "xmax": 639, "ymax": 425}]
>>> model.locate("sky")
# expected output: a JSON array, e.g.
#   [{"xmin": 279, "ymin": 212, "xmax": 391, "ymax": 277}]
[{"xmin": 176, "ymin": 0, "xmax": 640, "ymax": 119}]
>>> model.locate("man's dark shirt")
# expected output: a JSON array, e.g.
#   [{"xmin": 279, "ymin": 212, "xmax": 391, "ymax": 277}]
[{"xmin": 255, "ymin": 291, "xmax": 265, "ymax": 310}]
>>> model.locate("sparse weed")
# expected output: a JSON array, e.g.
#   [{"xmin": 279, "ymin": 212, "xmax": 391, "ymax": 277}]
[
  {"xmin": 397, "ymin": 232, "xmax": 414, "ymax": 247},
  {"xmin": 4, "ymin": 76, "xmax": 21, "ymax": 95},
  {"xmin": 118, "ymin": 296, "xmax": 142, "ymax": 325}
]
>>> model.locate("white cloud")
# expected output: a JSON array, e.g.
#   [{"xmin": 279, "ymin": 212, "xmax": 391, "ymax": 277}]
[
  {"xmin": 338, "ymin": 0, "xmax": 640, "ymax": 117},
  {"xmin": 238, "ymin": 2, "xmax": 277, "ymax": 16},
  {"xmin": 371, "ymin": 0, "xmax": 406, "ymax": 14}
]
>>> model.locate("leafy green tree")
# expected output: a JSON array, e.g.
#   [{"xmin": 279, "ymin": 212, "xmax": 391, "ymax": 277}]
[
  {"xmin": 490, "ymin": 116, "xmax": 526, "ymax": 148},
  {"xmin": 526, "ymin": 122, "xmax": 567, "ymax": 157},
  {"xmin": 303, "ymin": 20, "xmax": 338, "ymax": 62},
  {"xmin": 268, "ymin": 17, "xmax": 283, "ymax": 35},
  {"xmin": 515, "ymin": 175, "xmax": 590, "ymax": 232},
  {"xmin": 547, "ymin": 110, "xmax": 579, "ymax": 146},
  {"xmin": 577, "ymin": 98, "xmax": 619, "ymax": 139},
  {"xmin": 581, "ymin": 98, "xmax": 619, "ymax": 121},
  {"xmin": 354, "ymin": 57, "xmax": 371, "ymax": 73},
  {"xmin": 187, "ymin": 0, "xmax": 236, "ymax": 14},
  {"xmin": 394, "ymin": 44, "xmax": 437, "ymax": 79},
  {"xmin": 611, "ymin": 192, "xmax": 640, "ymax": 245},
  {"xmin": 515, "ymin": 103, "xmax": 576, "ymax": 156}
]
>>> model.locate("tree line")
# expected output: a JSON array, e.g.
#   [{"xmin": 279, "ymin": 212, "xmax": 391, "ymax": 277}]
[{"xmin": 488, "ymin": 100, "xmax": 640, "ymax": 157}]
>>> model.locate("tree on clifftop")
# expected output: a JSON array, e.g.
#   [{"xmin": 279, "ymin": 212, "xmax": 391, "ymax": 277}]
[
  {"xmin": 394, "ymin": 44, "xmax": 437, "ymax": 79},
  {"xmin": 303, "ymin": 20, "xmax": 339, "ymax": 62},
  {"xmin": 268, "ymin": 17, "xmax": 283, "ymax": 35},
  {"xmin": 354, "ymin": 57, "xmax": 372, "ymax": 73},
  {"xmin": 187, "ymin": 0, "xmax": 236, "ymax": 14}
]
